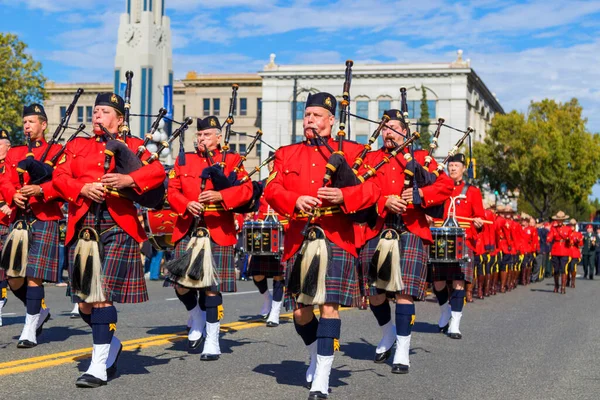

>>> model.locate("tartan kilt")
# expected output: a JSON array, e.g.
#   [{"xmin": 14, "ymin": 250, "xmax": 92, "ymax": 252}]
[
  {"xmin": 248, "ymin": 255, "xmax": 284, "ymax": 278},
  {"xmin": 164, "ymin": 234, "xmax": 237, "ymax": 293},
  {"xmin": 0, "ymin": 224, "xmax": 9, "ymax": 282},
  {"xmin": 25, "ymin": 219, "xmax": 60, "ymax": 282},
  {"xmin": 359, "ymin": 231, "xmax": 428, "ymax": 301},
  {"xmin": 69, "ymin": 211, "xmax": 148, "ymax": 304},
  {"xmin": 429, "ymin": 247, "xmax": 474, "ymax": 283},
  {"xmin": 284, "ymin": 239, "xmax": 359, "ymax": 310}
]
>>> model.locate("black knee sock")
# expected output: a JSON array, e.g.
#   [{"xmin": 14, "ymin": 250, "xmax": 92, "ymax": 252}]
[
  {"xmin": 395, "ymin": 304, "xmax": 415, "ymax": 336},
  {"xmin": 433, "ymin": 286, "xmax": 449, "ymax": 306},
  {"xmin": 369, "ymin": 300, "xmax": 391, "ymax": 326},
  {"xmin": 294, "ymin": 314, "xmax": 318, "ymax": 346},
  {"xmin": 79, "ymin": 308, "xmax": 92, "ymax": 327},
  {"xmin": 316, "ymin": 318, "xmax": 341, "ymax": 357},
  {"xmin": 205, "ymin": 295, "xmax": 222, "ymax": 323},
  {"xmin": 91, "ymin": 306, "xmax": 117, "ymax": 345},
  {"xmin": 253, "ymin": 278, "xmax": 268, "ymax": 294},
  {"xmin": 176, "ymin": 289, "xmax": 198, "ymax": 311},
  {"xmin": 198, "ymin": 290, "xmax": 206, "ymax": 311},
  {"xmin": 272, "ymin": 280, "xmax": 284, "ymax": 302},
  {"xmin": 9, "ymin": 280, "xmax": 28, "ymax": 307},
  {"xmin": 26, "ymin": 286, "xmax": 44, "ymax": 315},
  {"xmin": 449, "ymin": 289, "xmax": 465, "ymax": 312}
]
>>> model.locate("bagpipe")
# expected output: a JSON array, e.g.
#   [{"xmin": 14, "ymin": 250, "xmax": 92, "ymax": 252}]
[{"xmin": 101, "ymin": 71, "xmax": 192, "ymax": 210}]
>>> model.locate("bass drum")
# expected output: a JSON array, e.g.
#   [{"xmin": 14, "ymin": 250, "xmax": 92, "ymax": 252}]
[{"xmin": 142, "ymin": 208, "xmax": 177, "ymax": 251}]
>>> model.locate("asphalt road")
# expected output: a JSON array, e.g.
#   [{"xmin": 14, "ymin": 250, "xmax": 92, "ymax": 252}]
[{"xmin": 1, "ymin": 276, "xmax": 599, "ymax": 400}]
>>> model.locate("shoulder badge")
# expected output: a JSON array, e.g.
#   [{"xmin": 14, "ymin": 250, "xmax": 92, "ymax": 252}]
[
  {"xmin": 58, "ymin": 154, "xmax": 67, "ymax": 165},
  {"xmin": 168, "ymin": 169, "xmax": 176, "ymax": 179},
  {"xmin": 265, "ymin": 171, "xmax": 277, "ymax": 186}
]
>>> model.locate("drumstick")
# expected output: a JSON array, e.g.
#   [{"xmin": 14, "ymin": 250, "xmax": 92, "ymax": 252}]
[{"xmin": 454, "ymin": 216, "xmax": 494, "ymax": 225}]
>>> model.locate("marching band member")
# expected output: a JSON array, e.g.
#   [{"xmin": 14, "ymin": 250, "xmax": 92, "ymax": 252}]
[
  {"xmin": 483, "ymin": 202, "xmax": 498, "ymax": 296},
  {"xmin": 582, "ymin": 224, "xmax": 596, "ymax": 280},
  {"xmin": 567, "ymin": 218, "xmax": 582, "ymax": 288},
  {"xmin": 53, "ymin": 93, "xmax": 166, "ymax": 387},
  {"xmin": 166, "ymin": 116, "xmax": 252, "ymax": 360},
  {"xmin": 264, "ymin": 93, "xmax": 380, "ymax": 399},
  {"xmin": 0, "ymin": 129, "xmax": 12, "ymax": 327},
  {"xmin": 359, "ymin": 109, "xmax": 452, "ymax": 373},
  {"xmin": 546, "ymin": 211, "xmax": 571, "ymax": 294},
  {"xmin": 430, "ymin": 153, "xmax": 484, "ymax": 339},
  {"xmin": 249, "ymin": 152, "xmax": 287, "ymax": 327},
  {"xmin": 0, "ymin": 105, "xmax": 63, "ymax": 348},
  {"xmin": 494, "ymin": 205, "xmax": 511, "ymax": 293}
]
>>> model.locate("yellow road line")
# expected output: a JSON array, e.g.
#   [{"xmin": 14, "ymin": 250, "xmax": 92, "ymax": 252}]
[{"xmin": 0, "ymin": 309, "xmax": 335, "ymax": 377}]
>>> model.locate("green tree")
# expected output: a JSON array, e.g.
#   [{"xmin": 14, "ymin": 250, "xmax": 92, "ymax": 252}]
[
  {"xmin": 417, "ymin": 86, "xmax": 431, "ymax": 149},
  {"xmin": 474, "ymin": 99, "xmax": 600, "ymax": 220},
  {"xmin": 0, "ymin": 33, "xmax": 46, "ymax": 144}
]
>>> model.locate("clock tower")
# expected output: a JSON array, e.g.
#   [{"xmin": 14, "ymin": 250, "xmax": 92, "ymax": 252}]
[{"xmin": 114, "ymin": 0, "xmax": 173, "ymax": 137}]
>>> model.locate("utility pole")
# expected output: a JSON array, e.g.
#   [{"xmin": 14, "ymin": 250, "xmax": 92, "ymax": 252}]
[{"xmin": 291, "ymin": 77, "xmax": 298, "ymax": 144}]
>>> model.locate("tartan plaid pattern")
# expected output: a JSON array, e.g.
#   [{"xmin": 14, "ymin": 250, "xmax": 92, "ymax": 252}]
[
  {"xmin": 0, "ymin": 224, "xmax": 9, "ymax": 281},
  {"xmin": 429, "ymin": 247, "xmax": 474, "ymax": 283},
  {"xmin": 359, "ymin": 231, "xmax": 428, "ymax": 301},
  {"xmin": 248, "ymin": 255, "xmax": 284, "ymax": 278},
  {"xmin": 69, "ymin": 210, "xmax": 148, "ymax": 304},
  {"xmin": 27, "ymin": 219, "xmax": 60, "ymax": 282},
  {"xmin": 165, "ymin": 234, "xmax": 237, "ymax": 293},
  {"xmin": 284, "ymin": 240, "xmax": 359, "ymax": 310}
]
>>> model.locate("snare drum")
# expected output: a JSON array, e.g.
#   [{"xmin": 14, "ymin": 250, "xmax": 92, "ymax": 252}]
[
  {"xmin": 429, "ymin": 227, "xmax": 469, "ymax": 263},
  {"xmin": 142, "ymin": 207, "xmax": 178, "ymax": 251},
  {"xmin": 243, "ymin": 220, "xmax": 283, "ymax": 256}
]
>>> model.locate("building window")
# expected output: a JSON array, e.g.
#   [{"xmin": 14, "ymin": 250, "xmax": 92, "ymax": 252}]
[
  {"xmin": 407, "ymin": 100, "xmax": 437, "ymax": 120},
  {"xmin": 203, "ymin": 99, "xmax": 210, "ymax": 116},
  {"xmin": 77, "ymin": 106, "xmax": 84, "ymax": 123},
  {"xmin": 256, "ymin": 142, "xmax": 261, "ymax": 157},
  {"xmin": 60, "ymin": 106, "xmax": 66, "ymax": 119},
  {"xmin": 378, "ymin": 100, "xmax": 391, "ymax": 117},
  {"xmin": 355, "ymin": 134, "xmax": 368, "ymax": 144},
  {"xmin": 255, "ymin": 98, "xmax": 262, "ymax": 128},
  {"xmin": 356, "ymin": 101, "xmax": 369, "ymax": 119},
  {"xmin": 213, "ymin": 98, "xmax": 220, "ymax": 116},
  {"xmin": 240, "ymin": 98, "xmax": 247, "ymax": 116},
  {"xmin": 230, "ymin": 144, "xmax": 237, "ymax": 153},
  {"xmin": 86, "ymin": 106, "xmax": 93, "ymax": 123},
  {"xmin": 239, "ymin": 143, "xmax": 247, "ymax": 154},
  {"xmin": 292, "ymin": 101, "xmax": 305, "ymax": 120}
]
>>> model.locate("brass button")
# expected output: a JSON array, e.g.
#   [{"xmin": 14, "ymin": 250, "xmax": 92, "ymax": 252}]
[
  {"xmin": 392, "ymin": 180, "xmax": 395, "ymax": 184},
  {"xmin": 312, "ymin": 163, "xmax": 316, "ymax": 167},
  {"xmin": 314, "ymin": 148, "xmax": 318, "ymax": 152},
  {"xmin": 97, "ymin": 163, "xmax": 101, "ymax": 166},
  {"xmin": 392, "ymin": 167, "xmax": 396, "ymax": 171},
  {"xmin": 311, "ymin": 180, "xmax": 315, "ymax": 184}
]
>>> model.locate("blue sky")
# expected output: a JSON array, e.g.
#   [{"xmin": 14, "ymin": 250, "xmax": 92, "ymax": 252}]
[{"xmin": 2, "ymin": 0, "xmax": 600, "ymax": 194}]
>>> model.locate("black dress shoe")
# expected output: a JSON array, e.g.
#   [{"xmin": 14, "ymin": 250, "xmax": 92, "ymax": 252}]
[
  {"xmin": 391, "ymin": 363, "xmax": 409, "ymax": 374},
  {"xmin": 75, "ymin": 374, "xmax": 107, "ymax": 388},
  {"xmin": 308, "ymin": 391, "xmax": 328, "ymax": 399},
  {"xmin": 188, "ymin": 336, "xmax": 205, "ymax": 350},
  {"xmin": 17, "ymin": 340, "xmax": 37, "ymax": 348},
  {"xmin": 36, "ymin": 312, "xmax": 51, "ymax": 337},
  {"xmin": 106, "ymin": 343, "xmax": 123, "ymax": 379},
  {"xmin": 448, "ymin": 332, "xmax": 462, "ymax": 340},
  {"xmin": 439, "ymin": 323, "xmax": 449, "ymax": 334},
  {"xmin": 266, "ymin": 321, "xmax": 279, "ymax": 328},
  {"xmin": 374, "ymin": 347, "xmax": 392, "ymax": 364},
  {"xmin": 200, "ymin": 353, "xmax": 220, "ymax": 361}
]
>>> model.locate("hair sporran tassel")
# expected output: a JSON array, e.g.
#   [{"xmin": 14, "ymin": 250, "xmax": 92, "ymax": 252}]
[
  {"xmin": 372, "ymin": 230, "xmax": 404, "ymax": 293},
  {"xmin": 298, "ymin": 227, "xmax": 329, "ymax": 305},
  {"xmin": 3, "ymin": 223, "xmax": 29, "ymax": 278}
]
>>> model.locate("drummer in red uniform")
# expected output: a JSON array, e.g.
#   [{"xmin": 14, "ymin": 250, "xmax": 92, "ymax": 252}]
[
  {"xmin": 567, "ymin": 218, "xmax": 583, "ymax": 288},
  {"xmin": 53, "ymin": 93, "xmax": 166, "ymax": 387},
  {"xmin": 248, "ymin": 151, "xmax": 287, "ymax": 327},
  {"xmin": 264, "ymin": 92, "xmax": 380, "ymax": 399},
  {"xmin": 0, "ymin": 104, "xmax": 63, "ymax": 348},
  {"xmin": 359, "ymin": 109, "xmax": 452, "ymax": 373},
  {"xmin": 430, "ymin": 153, "xmax": 484, "ymax": 339},
  {"xmin": 166, "ymin": 116, "xmax": 253, "ymax": 361},
  {"xmin": 546, "ymin": 211, "xmax": 572, "ymax": 294}
]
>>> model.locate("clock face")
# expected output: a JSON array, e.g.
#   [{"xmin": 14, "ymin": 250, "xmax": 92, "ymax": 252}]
[
  {"xmin": 123, "ymin": 26, "xmax": 141, "ymax": 48},
  {"xmin": 152, "ymin": 27, "xmax": 166, "ymax": 49}
]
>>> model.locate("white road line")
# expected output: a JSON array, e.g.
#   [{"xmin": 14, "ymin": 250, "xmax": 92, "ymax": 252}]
[
  {"xmin": 165, "ymin": 290, "xmax": 261, "ymax": 301},
  {"xmin": 1, "ymin": 313, "xmax": 16, "ymax": 316}
]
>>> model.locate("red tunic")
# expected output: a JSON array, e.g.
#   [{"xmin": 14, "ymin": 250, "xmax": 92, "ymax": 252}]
[
  {"xmin": 167, "ymin": 149, "xmax": 253, "ymax": 247},
  {"xmin": 522, "ymin": 226, "xmax": 537, "ymax": 254},
  {"xmin": 547, "ymin": 224, "xmax": 572, "ymax": 257},
  {"xmin": 443, "ymin": 181, "xmax": 485, "ymax": 250},
  {"xmin": 0, "ymin": 140, "xmax": 64, "ymax": 221},
  {"xmin": 53, "ymin": 135, "xmax": 166, "ymax": 244},
  {"xmin": 0, "ymin": 159, "xmax": 11, "ymax": 226},
  {"xmin": 264, "ymin": 138, "xmax": 380, "ymax": 261},
  {"xmin": 361, "ymin": 148, "xmax": 453, "ymax": 244},
  {"xmin": 569, "ymin": 230, "xmax": 583, "ymax": 259}
]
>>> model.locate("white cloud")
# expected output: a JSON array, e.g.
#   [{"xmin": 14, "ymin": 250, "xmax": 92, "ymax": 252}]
[{"xmin": 1, "ymin": 0, "xmax": 114, "ymax": 12}]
